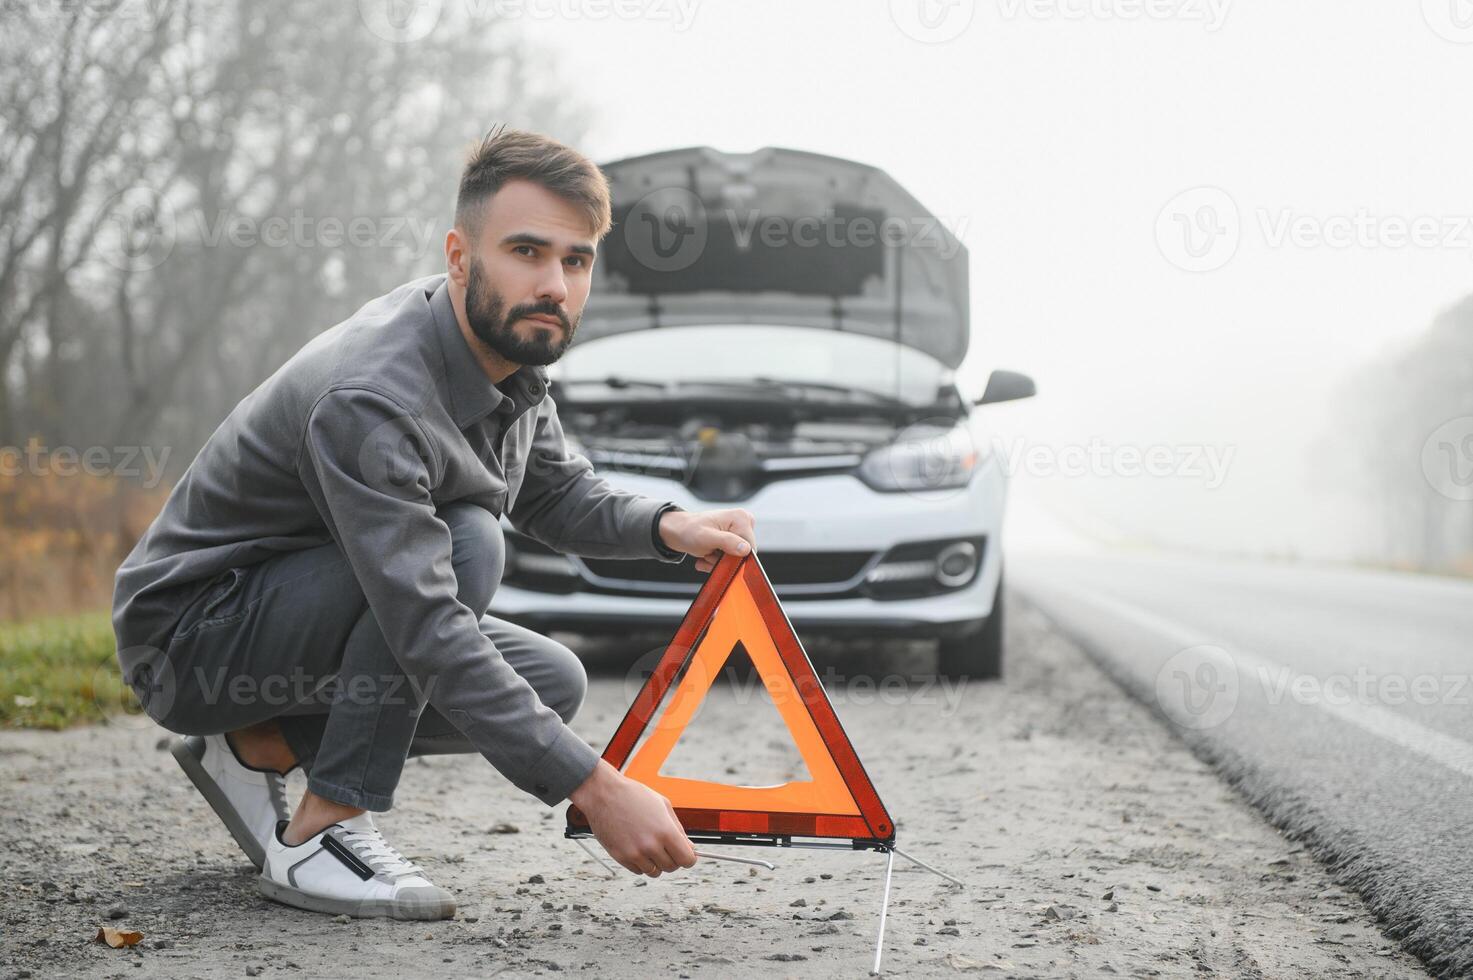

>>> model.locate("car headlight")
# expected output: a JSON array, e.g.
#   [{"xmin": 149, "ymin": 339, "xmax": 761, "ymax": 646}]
[{"xmin": 857, "ymin": 424, "xmax": 983, "ymax": 493}]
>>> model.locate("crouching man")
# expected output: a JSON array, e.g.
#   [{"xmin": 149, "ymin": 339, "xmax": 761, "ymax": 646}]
[{"xmin": 111, "ymin": 127, "xmax": 757, "ymax": 920}]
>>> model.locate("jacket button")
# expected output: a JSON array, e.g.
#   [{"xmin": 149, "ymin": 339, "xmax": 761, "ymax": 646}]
[{"xmin": 534, "ymin": 783, "xmax": 549, "ymax": 797}]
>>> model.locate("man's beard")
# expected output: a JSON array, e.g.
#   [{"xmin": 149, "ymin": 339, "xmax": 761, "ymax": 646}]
[{"xmin": 464, "ymin": 258, "xmax": 580, "ymax": 366}]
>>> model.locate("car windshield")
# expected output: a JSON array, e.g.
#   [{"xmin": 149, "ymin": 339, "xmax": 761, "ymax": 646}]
[{"xmin": 557, "ymin": 325, "xmax": 949, "ymax": 407}]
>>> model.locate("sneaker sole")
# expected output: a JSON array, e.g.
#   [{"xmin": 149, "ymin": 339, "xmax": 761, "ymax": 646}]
[
  {"xmin": 170, "ymin": 736, "xmax": 266, "ymax": 871},
  {"xmin": 258, "ymin": 875, "xmax": 457, "ymax": 920}
]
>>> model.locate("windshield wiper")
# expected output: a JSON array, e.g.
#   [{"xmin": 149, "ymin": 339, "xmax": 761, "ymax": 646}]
[
  {"xmin": 681, "ymin": 377, "xmax": 906, "ymax": 406},
  {"xmin": 560, "ymin": 375, "xmax": 668, "ymax": 391}
]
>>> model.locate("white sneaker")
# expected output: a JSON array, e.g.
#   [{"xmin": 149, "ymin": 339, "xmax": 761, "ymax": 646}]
[
  {"xmin": 258, "ymin": 812, "xmax": 456, "ymax": 920},
  {"xmin": 171, "ymin": 733, "xmax": 292, "ymax": 870}
]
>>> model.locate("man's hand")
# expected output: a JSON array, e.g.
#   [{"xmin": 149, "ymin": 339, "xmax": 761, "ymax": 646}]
[
  {"xmin": 569, "ymin": 760, "xmax": 697, "ymax": 876},
  {"xmin": 658, "ymin": 507, "xmax": 758, "ymax": 573}
]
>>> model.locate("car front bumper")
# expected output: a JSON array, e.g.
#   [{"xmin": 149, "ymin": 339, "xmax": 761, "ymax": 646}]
[
  {"xmin": 488, "ymin": 467, "xmax": 1006, "ymax": 641},
  {"xmin": 489, "ymin": 567, "xmax": 999, "ymax": 640}
]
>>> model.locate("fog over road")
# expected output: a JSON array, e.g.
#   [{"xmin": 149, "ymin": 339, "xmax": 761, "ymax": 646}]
[{"xmin": 1012, "ymin": 549, "xmax": 1473, "ymax": 977}]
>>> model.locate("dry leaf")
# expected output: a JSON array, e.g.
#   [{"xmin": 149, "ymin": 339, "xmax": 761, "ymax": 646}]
[{"xmin": 95, "ymin": 926, "xmax": 144, "ymax": 948}]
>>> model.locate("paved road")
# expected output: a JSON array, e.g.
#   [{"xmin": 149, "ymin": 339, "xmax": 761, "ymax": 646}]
[{"xmin": 1010, "ymin": 549, "xmax": 1473, "ymax": 977}]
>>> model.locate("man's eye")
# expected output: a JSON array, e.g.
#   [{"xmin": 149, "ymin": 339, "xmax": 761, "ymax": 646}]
[
  {"xmin": 565, "ymin": 256, "xmax": 586, "ymax": 268},
  {"xmin": 514, "ymin": 245, "xmax": 536, "ymax": 257}
]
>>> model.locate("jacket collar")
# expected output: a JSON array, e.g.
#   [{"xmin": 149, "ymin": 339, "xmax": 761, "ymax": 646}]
[{"xmin": 429, "ymin": 276, "xmax": 550, "ymax": 429}]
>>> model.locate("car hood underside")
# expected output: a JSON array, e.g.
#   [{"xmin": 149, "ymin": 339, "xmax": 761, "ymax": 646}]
[{"xmin": 583, "ymin": 146, "xmax": 970, "ymax": 370}]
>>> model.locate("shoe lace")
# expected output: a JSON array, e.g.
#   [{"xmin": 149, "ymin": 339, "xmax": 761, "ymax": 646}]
[
  {"xmin": 340, "ymin": 827, "xmax": 423, "ymax": 879},
  {"xmin": 265, "ymin": 771, "xmax": 290, "ymax": 818}
]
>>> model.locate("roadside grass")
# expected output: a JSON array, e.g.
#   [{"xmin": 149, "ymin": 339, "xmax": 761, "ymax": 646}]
[{"xmin": 0, "ymin": 611, "xmax": 134, "ymax": 730}]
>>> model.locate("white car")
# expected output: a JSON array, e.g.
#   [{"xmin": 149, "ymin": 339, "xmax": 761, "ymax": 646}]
[{"xmin": 489, "ymin": 147, "xmax": 1034, "ymax": 679}]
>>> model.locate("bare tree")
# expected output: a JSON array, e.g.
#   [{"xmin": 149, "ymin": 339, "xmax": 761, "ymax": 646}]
[
  {"xmin": 1326, "ymin": 295, "xmax": 1473, "ymax": 572},
  {"xmin": 1, "ymin": 0, "xmax": 591, "ymax": 463},
  {"xmin": 0, "ymin": 0, "xmax": 184, "ymax": 443}
]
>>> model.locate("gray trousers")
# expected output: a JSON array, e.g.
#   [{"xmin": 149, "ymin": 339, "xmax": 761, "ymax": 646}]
[{"xmin": 156, "ymin": 503, "xmax": 587, "ymax": 811}]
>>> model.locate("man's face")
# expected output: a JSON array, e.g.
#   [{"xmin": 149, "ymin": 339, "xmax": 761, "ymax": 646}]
[{"xmin": 459, "ymin": 179, "xmax": 596, "ymax": 367}]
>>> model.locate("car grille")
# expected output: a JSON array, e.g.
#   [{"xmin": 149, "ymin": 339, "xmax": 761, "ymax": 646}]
[{"xmin": 577, "ymin": 551, "xmax": 875, "ymax": 598}]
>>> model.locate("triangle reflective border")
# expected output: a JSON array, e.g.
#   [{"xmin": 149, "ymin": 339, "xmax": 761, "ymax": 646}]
[{"xmin": 567, "ymin": 550, "xmax": 895, "ymax": 847}]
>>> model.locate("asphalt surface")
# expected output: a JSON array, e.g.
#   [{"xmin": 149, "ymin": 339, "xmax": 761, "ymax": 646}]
[{"xmin": 1010, "ymin": 549, "xmax": 1473, "ymax": 978}]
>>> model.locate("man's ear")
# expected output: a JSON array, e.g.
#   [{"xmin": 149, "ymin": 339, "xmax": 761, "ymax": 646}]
[{"xmin": 445, "ymin": 227, "xmax": 470, "ymax": 288}]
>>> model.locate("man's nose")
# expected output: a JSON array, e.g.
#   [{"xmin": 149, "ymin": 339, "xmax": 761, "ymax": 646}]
[{"xmin": 535, "ymin": 263, "xmax": 568, "ymax": 305}]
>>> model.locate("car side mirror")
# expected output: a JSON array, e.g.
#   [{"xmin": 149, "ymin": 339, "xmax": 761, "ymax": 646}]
[{"xmin": 974, "ymin": 369, "xmax": 1036, "ymax": 405}]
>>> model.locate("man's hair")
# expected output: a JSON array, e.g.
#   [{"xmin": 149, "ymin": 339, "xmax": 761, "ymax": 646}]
[{"xmin": 455, "ymin": 125, "xmax": 613, "ymax": 241}]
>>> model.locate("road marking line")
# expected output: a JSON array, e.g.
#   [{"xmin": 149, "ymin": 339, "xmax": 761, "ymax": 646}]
[{"xmin": 1027, "ymin": 581, "xmax": 1473, "ymax": 780}]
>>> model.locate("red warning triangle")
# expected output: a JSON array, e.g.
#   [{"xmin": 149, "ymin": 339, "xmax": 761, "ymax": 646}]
[{"xmin": 567, "ymin": 550, "xmax": 895, "ymax": 845}]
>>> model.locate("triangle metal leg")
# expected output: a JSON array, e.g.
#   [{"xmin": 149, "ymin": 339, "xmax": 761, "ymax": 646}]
[
  {"xmin": 891, "ymin": 845, "xmax": 966, "ymax": 889},
  {"xmin": 569, "ymin": 832, "xmax": 963, "ymax": 974},
  {"xmin": 573, "ymin": 834, "xmax": 619, "ymax": 879},
  {"xmin": 871, "ymin": 844, "xmax": 965, "ymax": 975},
  {"xmin": 870, "ymin": 847, "xmax": 896, "ymax": 975}
]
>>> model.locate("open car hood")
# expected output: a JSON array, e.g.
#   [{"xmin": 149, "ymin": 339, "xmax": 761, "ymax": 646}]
[{"xmin": 583, "ymin": 146, "xmax": 969, "ymax": 369}]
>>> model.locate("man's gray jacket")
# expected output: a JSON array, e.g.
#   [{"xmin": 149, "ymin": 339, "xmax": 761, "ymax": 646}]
[{"xmin": 112, "ymin": 273, "xmax": 684, "ymax": 805}]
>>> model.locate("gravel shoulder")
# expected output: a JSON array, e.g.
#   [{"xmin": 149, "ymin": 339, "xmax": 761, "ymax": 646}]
[{"xmin": 0, "ymin": 593, "xmax": 1428, "ymax": 978}]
